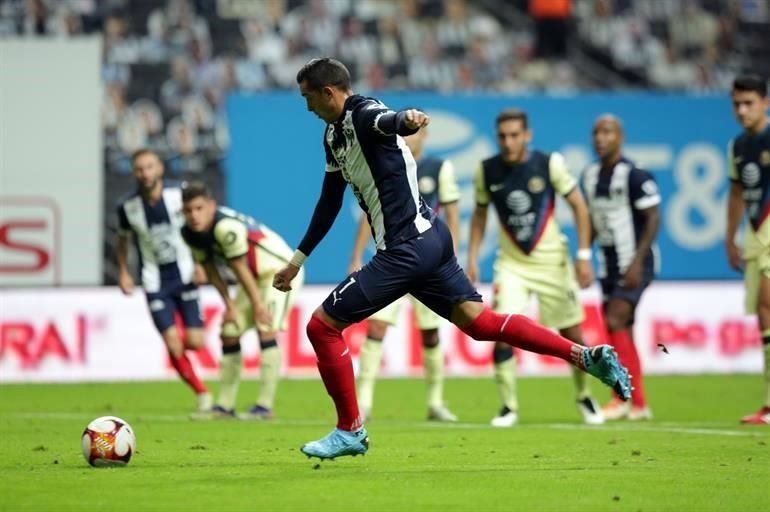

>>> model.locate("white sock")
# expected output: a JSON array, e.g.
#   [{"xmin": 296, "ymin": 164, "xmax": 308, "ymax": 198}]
[
  {"xmin": 217, "ymin": 350, "xmax": 242, "ymax": 410},
  {"xmin": 494, "ymin": 357, "xmax": 518, "ymax": 411},
  {"xmin": 423, "ymin": 345, "xmax": 444, "ymax": 409},
  {"xmin": 256, "ymin": 345, "xmax": 281, "ymax": 409},
  {"xmin": 357, "ymin": 338, "xmax": 383, "ymax": 412}
]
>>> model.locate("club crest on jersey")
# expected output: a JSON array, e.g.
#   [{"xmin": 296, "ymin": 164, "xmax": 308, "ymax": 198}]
[
  {"xmin": 527, "ymin": 176, "xmax": 545, "ymax": 193},
  {"xmin": 760, "ymin": 150, "xmax": 770, "ymax": 166}
]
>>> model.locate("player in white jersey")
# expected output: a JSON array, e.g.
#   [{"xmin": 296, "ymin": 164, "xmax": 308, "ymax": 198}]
[
  {"xmin": 349, "ymin": 124, "xmax": 460, "ymax": 423},
  {"xmin": 181, "ymin": 181, "xmax": 303, "ymax": 420},
  {"xmin": 116, "ymin": 149, "xmax": 212, "ymax": 412}
]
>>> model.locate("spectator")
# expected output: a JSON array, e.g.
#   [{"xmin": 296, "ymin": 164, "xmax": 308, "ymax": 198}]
[{"xmin": 529, "ymin": 0, "xmax": 572, "ymax": 59}]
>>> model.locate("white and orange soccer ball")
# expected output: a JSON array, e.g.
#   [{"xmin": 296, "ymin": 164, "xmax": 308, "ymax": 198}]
[{"xmin": 81, "ymin": 416, "xmax": 136, "ymax": 467}]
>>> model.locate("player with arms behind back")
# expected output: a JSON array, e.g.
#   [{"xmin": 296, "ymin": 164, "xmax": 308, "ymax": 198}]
[
  {"xmin": 349, "ymin": 121, "xmax": 461, "ymax": 423},
  {"xmin": 272, "ymin": 58, "xmax": 630, "ymax": 460},
  {"xmin": 726, "ymin": 75, "xmax": 770, "ymax": 425},
  {"xmin": 181, "ymin": 181, "xmax": 304, "ymax": 420},
  {"xmin": 467, "ymin": 109, "xmax": 602, "ymax": 427},
  {"xmin": 582, "ymin": 115, "xmax": 660, "ymax": 421},
  {"xmin": 116, "ymin": 149, "xmax": 211, "ymax": 413}
]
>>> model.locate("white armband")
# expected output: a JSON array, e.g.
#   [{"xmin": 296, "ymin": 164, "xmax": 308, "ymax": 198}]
[{"xmin": 290, "ymin": 250, "xmax": 307, "ymax": 268}]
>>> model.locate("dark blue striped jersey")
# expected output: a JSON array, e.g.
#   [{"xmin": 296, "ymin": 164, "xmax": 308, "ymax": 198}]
[
  {"xmin": 323, "ymin": 95, "xmax": 433, "ymax": 250},
  {"xmin": 581, "ymin": 157, "xmax": 661, "ymax": 277},
  {"xmin": 117, "ymin": 186, "xmax": 194, "ymax": 293}
]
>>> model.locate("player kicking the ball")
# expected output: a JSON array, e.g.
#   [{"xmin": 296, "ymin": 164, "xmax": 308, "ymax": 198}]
[{"xmin": 273, "ymin": 58, "xmax": 630, "ymax": 460}]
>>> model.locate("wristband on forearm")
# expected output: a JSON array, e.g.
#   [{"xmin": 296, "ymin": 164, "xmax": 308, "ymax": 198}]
[{"xmin": 576, "ymin": 248, "xmax": 593, "ymax": 261}]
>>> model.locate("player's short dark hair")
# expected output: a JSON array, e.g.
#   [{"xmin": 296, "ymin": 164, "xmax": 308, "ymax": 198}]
[
  {"xmin": 131, "ymin": 148, "xmax": 161, "ymax": 165},
  {"xmin": 732, "ymin": 75, "xmax": 767, "ymax": 97},
  {"xmin": 496, "ymin": 109, "xmax": 528, "ymax": 130},
  {"xmin": 181, "ymin": 180, "xmax": 212, "ymax": 203},
  {"xmin": 296, "ymin": 57, "xmax": 352, "ymax": 91}
]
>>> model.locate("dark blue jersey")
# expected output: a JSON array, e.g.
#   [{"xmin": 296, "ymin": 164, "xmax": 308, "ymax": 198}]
[
  {"xmin": 323, "ymin": 95, "xmax": 433, "ymax": 250},
  {"xmin": 117, "ymin": 186, "xmax": 194, "ymax": 293},
  {"xmin": 729, "ymin": 124, "xmax": 770, "ymax": 238}
]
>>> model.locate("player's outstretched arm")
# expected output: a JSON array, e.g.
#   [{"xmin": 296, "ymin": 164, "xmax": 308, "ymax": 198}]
[
  {"xmin": 274, "ymin": 171, "xmax": 347, "ymax": 292},
  {"xmin": 371, "ymin": 108, "xmax": 430, "ymax": 137}
]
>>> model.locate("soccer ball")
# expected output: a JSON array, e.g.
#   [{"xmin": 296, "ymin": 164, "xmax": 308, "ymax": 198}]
[{"xmin": 81, "ymin": 416, "xmax": 136, "ymax": 467}]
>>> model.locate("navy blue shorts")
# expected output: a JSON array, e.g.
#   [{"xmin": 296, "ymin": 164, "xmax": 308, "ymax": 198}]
[
  {"xmin": 601, "ymin": 265, "xmax": 653, "ymax": 325},
  {"xmin": 146, "ymin": 282, "xmax": 203, "ymax": 332},
  {"xmin": 323, "ymin": 218, "xmax": 482, "ymax": 324}
]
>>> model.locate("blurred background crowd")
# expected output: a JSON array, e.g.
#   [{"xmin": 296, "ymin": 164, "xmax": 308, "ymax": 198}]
[{"xmin": 1, "ymin": 0, "xmax": 768, "ymax": 177}]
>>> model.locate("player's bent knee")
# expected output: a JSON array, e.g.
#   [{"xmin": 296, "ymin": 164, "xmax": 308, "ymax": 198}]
[
  {"xmin": 257, "ymin": 329, "xmax": 278, "ymax": 341},
  {"xmin": 185, "ymin": 328, "xmax": 205, "ymax": 349},
  {"xmin": 220, "ymin": 336, "xmax": 240, "ymax": 347},
  {"xmin": 459, "ymin": 307, "xmax": 505, "ymax": 341},
  {"xmin": 450, "ymin": 300, "xmax": 485, "ymax": 329},
  {"xmin": 604, "ymin": 315, "xmax": 627, "ymax": 333},
  {"xmin": 307, "ymin": 313, "xmax": 340, "ymax": 338},
  {"xmin": 161, "ymin": 327, "xmax": 184, "ymax": 356},
  {"xmin": 311, "ymin": 306, "xmax": 349, "ymax": 332}
]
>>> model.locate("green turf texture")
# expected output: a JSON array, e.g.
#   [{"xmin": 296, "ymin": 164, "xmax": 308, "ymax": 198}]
[{"xmin": 1, "ymin": 375, "xmax": 768, "ymax": 512}]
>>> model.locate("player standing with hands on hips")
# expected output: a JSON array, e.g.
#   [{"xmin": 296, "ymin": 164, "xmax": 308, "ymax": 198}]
[{"xmin": 273, "ymin": 58, "xmax": 631, "ymax": 460}]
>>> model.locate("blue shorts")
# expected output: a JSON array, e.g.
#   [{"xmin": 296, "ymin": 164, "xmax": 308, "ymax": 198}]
[
  {"xmin": 146, "ymin": 282, "xmax": 203, "ymax": 333},
  {"xmin": 323, "ymin": 218, "xmax": 482, "ymax": 324},
  {"xmin": 601, "ymin": 265, "xmax": 654, "ymax": 325}
]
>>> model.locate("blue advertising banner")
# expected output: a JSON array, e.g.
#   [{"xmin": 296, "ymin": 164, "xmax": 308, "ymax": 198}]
[{"xmin": 227, "ymin": 92, "xmax": 739, "ymax": 284}]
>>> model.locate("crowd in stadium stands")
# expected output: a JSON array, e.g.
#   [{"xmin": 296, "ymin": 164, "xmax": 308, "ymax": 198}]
[{"xmin": 0, "ymin": 0, "xmax": 765, "ymax": 174}]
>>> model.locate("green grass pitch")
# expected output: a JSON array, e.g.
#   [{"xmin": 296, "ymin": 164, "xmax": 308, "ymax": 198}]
[{"xmin": 1, "ymin": 375, "xmax": 768, "ymax": 512}]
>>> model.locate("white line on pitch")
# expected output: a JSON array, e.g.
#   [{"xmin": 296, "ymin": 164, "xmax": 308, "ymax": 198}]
[{"xmin": 4, "ymin": 412, "xmax": 767, "ymax": 437}]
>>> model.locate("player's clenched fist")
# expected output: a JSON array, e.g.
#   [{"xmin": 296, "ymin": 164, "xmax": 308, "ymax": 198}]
[
  {"xmin": 403, "ymin": 109, "xmax": 430, "ymax": 130},
  {"xmin": 273, "ymin": 264, "xmax": 299, "ymax": 292}
]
